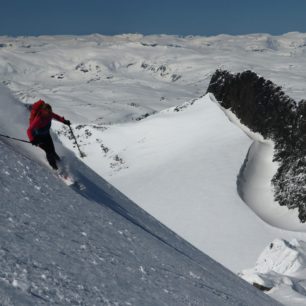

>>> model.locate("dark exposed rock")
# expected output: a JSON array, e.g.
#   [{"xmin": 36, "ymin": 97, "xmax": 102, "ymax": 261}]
[
  {"xmin": 51, "ymin": 73, "xmax": 65, "ymax": 79},
  {"xmin": 171, "ymin": 74, "xmax": 182, "ymax": 82},
  {"xmin": 252, "ymin": 283, "xmax": 272, "ymax": 292},
  {"xmin": 207, "ymin": 69, "xmax": 306, "ymax": 222},
  {"xmin": 134, "ymin": 111, "xmax": 157, "ymax": 121},
  {"xmin": 141, "ymin": 42, "xmax": 158, "ymax": 47}
]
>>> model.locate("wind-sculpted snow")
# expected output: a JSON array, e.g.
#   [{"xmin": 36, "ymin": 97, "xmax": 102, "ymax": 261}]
[
  {"xmin": 207, "ymin": 69, "xmax": 306, "ymax": 223},
  {"xmin": 241, "ymin": 239, "xmax": 306, "ymax": 306}
]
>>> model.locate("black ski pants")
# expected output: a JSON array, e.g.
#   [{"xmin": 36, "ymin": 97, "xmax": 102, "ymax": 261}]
[{"xmin": 35, "ymin": 133, "xmax": 60, "ymax": 170}]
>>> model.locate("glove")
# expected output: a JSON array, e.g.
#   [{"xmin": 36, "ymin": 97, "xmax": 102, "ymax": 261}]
[
  {"xmin": 64, "ymin": 119, "xmax": 71, "ymax": 126},
  {"xmin": 31, "ymin": 139, "xmax": 40, "ymax": 146}
]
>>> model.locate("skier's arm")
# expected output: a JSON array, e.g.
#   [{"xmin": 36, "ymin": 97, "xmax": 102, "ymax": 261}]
[
  {"xmin": 52, "ymin": 112, "xmax": 71, "ymax": 126},
  {"xmin": 52, "ymin": 112, "xmax": 65, "ymax": 123}
]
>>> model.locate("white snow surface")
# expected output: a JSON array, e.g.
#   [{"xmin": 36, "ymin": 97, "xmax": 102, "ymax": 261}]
[
  {"xmin": 241, "ymin": 238, "xmax": 306, "ymax": 306},
  {"xmin": 1, "ymin": 32, "xmax": 306, "ymax": 305},
  {"xmin": 0, "ymin": 85, "xmax": 280, "ymax": 306}
]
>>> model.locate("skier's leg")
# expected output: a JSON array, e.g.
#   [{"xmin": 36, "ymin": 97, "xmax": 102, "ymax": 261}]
[
  {"xmin": 38, "ymin": 134, "xmax": 60, "ymax": 170},
  {"xmin": 46, "ymin": 134, "xmax": 61, "ymax": 161}
]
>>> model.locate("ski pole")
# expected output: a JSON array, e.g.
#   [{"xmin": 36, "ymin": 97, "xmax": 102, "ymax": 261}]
[
  {"xmin": 68, "ymin": 126, "xmax": 86, "ymax": 158},
  {"xmin": 0, "ymin": 133, "xmax": 31, "ymax": 144}
]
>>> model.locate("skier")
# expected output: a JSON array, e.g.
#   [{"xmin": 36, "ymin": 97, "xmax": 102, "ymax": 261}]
[{"xmin": 27, "ymin": 99, "xmax": 71, "ymax": 170}]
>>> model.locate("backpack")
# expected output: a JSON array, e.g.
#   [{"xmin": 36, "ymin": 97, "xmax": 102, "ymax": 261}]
[{"xmin": 29, "ymin": 100, "xmax": 50, "ymax": 124}]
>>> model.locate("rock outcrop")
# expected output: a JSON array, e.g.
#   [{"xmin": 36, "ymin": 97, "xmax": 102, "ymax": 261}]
[{"xmin": 207, "ymin": 70, "xmax": 306, "ymax": 222}]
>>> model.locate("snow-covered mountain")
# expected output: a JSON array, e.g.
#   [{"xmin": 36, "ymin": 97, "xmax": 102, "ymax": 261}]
[
  {"xmin": 1, "ymin": 32, "xmax": 306, "ymax": 305},
  {"xmin": 0, "ymin": 85, "xmax": 281, "ymax": 305},
  {"xmin": 1, "ymin": 33, "xmax": 306, "ymax": 124}
]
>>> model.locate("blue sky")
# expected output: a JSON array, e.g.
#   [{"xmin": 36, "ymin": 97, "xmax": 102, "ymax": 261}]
[{"xmin": 1, "ymin": 0, "xmax": 306, "ymax": 36}]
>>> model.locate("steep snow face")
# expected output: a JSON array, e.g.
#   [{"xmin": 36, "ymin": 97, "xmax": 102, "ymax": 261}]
[
  {"xmin": 241, "ymin": 239, "xmax": 306, "ymax": 306},
  {"xmin": 56, "ymin": 90, "xmax": 306, "ymax": 305},
  {"xmin": 59, "ymin": 93, "xmax": 306, "ymax": 274},
  {"xmin": 0, "ymin": 89, "xmax": 281, "ymax": 305}
]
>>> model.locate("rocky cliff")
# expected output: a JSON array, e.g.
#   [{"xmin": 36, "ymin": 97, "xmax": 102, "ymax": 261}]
[{"xmin": 207, "ymin": 69, "xmax": 306, "ymax": 222}]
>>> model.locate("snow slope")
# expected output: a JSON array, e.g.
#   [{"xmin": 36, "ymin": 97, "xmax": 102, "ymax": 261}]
[
  {"xmin": 2, "ymin": 33, "xmax": 306, "ymax": 305},
  {"xmin": 70, "ymin": 93, "xmax": 306, "ymax": 270},
  {"xmin": 0, "ymin": 86, "xmax": 281, "ymax": 305}
]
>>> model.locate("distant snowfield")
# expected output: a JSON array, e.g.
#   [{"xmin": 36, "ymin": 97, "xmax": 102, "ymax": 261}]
[{"xmin": 1, "ymin": 32, "xmax": 306, "ymax": 305}]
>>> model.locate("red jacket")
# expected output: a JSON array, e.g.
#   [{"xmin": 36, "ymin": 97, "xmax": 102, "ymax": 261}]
[{"xmin": 27, "ymin": 109, "xmax": 65, "ymax": 142}]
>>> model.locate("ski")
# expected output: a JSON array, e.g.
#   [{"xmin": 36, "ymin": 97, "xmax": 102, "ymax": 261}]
[
  {"xmin": 55, "ymin": 170, "xmax": 86, "ymax": 190},
  {"xmin": 55, "ymin": 169, "xmax": 75, "ymax": 186}
]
